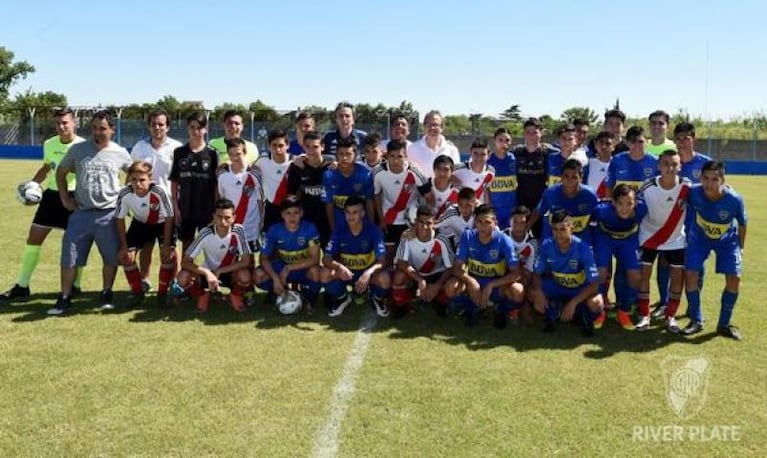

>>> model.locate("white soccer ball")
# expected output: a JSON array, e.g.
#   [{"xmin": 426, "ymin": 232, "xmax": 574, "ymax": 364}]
[
  {"xmin": 16, "ymin": 181, "xmax": 43, "ymax": 206},
  {"xmin": 277, "ymin": 290, "xmax": 303, "ymax": 315}
]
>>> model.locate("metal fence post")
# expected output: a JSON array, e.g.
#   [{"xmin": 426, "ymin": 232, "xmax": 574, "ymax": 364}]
[{"xmin": 27, "ymin": 107, "xmax": 36, "ymax": 145}]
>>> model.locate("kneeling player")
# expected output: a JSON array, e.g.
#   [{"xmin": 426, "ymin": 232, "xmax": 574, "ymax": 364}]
[
  {"xmin": 116, "ymin": 162, "xmax": 177, "ymax": 307},
  {"xmin": 533, "ymin": 210, "xmax": 603, "ymax": 337},
  {"xmin": 447, "ymin": 204, "xmax": 523, "ymax": 328},
  {"xmin": 176, "ymin": 199, "xmax": 253, "ymax": 312},
  {"xmin": 320, "ymin": 196, "xmax": 390, "ymax": 317},
  {"xmin": 253, "ymin": 195, "xmax": 322, "ymax": 310},
  {"xmin": 391, "ymin": 205, "xmax": 454, "ymax": 318}
]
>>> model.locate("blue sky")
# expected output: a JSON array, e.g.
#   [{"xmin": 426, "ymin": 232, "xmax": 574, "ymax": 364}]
[{"xmin": 2, "ymin": 0, "xmax": 766, "ymax": 120}]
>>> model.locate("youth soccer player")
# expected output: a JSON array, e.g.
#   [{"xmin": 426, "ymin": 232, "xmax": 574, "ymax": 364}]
[
  {"xmin": 513, "ymin": 117, "xmax": 555, "ymax": 237},
  {"xmin": 502, "ymin": 205, "xmax": 540, "ymax": 323},
  {"xmin": 322, "ymin": 138, "xmax": 375, "ymax": 232},
  {"xmin": 547, "ymin": 123, "xmax": 587, "ymax": 185},
  {"xmin": 584, "ymin": 131, "xmax": 615, "ymax": 201},
  {"xmin": 429, "ymin": 155, "xmax": 459, "ymax": 220},
  {"xmin": 587, "ymin": 109, "xmax": 629, "ymax": 156},
  {"xmin": 288, "ymin": 111, "xmax": 316, "ymax": 155},
  {"xmin": 286, "ymin": 131, "xmax": 332, "ymax": 246},
  {"xmin": 254, "ymin": 129, "xmax": 293, "ymax": 231},
  {"xmin": 533, "ymin": 210, "xmax": 603, "ymax": 337},
  {"xmin": 115, "ymin": 162, "xmax": 176, "ymax": 307},
  {"xmin": 359, "ymin": 132, "xmax": 385, "ymax": 172},
  {"xmin": 176, "ymin": 199, "xmax": 253, "ymax": 312},
  {"xmin": 448, "ymin": 204, "xmax": 522, "ymax": 328},
  {"xmin": 682, "ymin": 161, "xmax": 747, "ymax": 340},
  {"xmin": 453, "ymin": 138, "xmax": 495, "ymax": 203},
  {"xmin": 488, "ymin": 127, "xmax": 517, "ymax": 230},
  {"xmin": 607, "ymin": 126, "xmax": 658, "ymax": 191},
  {"xmin": 321, "ymin": 196, "xmax": 390, "ymax": 318},
  {"xmin": 435, "ymin": 187, "xmax": 478, "ymax": 250}
]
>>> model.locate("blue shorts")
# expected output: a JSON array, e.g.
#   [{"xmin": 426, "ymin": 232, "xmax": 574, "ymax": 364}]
[
  {"xmin": 273, "ymin": 259, "xmax": 310, "ymax": 284},
  {"xmin": 594, "ymin": 236, "xmax": 640, "ymax": 271},
  {"xmin": 685, "ymin": 242, "xmax": 742, "ymax": 276},
  {"xmin": 459, "ymin": 277, "xmax": 505, "ymax": 303},
  {"xmin": 61, "ymin": 208, "xmax": 120, "ymax": 268},
  {"xmin": 541, "ymin": 277, "xmax": 589, "ymax": 301}
]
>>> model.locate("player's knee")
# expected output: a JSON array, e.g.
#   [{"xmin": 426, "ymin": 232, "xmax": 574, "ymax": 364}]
[
  {"xmin": 509, "ymin": 282, "xmax": 525, "ymax": 303},
  {"xmin": 626, "ymin": 270, "xmax": 641, "ymax": 289},
  {"xmin": 306, "ymin": 266, "xmax": 320, "ymax": 282},
  {"xmin": 392, "ymin": 270, "xmax": 408, "ymax": 287},
  {"xmin": 373, "ymin": 271, "xmax": 391, "ymax": 289},
  {"xmin": 319, "ymin": 267, "xmax": 333, "ymax": 283},
  {"xmin": 587, "ymin": 294, "xmax": 603, "ymax": 312}
]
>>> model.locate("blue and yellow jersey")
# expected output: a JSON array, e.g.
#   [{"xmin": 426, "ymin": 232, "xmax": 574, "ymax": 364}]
[
  {"xmin": 325, "ymin": 219, "xmax": 385, "ymax": 273},
  {"xmin": 456, "ymin": 229, "xmax": 517, "ymax": 278},
  {"xmin": 534, "ymin": 236, "xmax": 599, "ymax": 289},
  {"xmin": 591, "ymin": 201, "xmax": 647, "ymax": 241},
  {"xmin": 546, "ymin": 152, "xmax": 570, "ymax": 186},
  {"xmin": 487, "ymin": 153, "xmax": 518, "ymax": 213},
  {"xmin": 606, "ymin": 152, "xmax": 658, "ymax": 190},
  {"xmin": 537, "ymin": 184, "xmax": 598, "ymax": 244},
  {"xmin": 679, "ymin": 152, "xmax": 711, "ymax": 184},
  {"xmin": 322, "ymin": 163, "xmax": 373, "ymax": 227},
  {"xmin": 262, "ymin": 220, "xmax": 320, "ymax": 265},
  {"xmin": 686, "ymin": 185, "xmax": 747, "ymax": 245}
]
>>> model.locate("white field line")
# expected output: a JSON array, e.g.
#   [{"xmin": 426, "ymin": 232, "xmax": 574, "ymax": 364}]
[{"xmin": 311, "ymin": 312, "xmax": 378, "ymax": 458}]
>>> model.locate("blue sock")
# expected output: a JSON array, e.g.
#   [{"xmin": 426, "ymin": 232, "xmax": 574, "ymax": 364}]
[
  {"xmin": 450, "ymin": 295, "xmax": 470, "ymax": 314},
  {"xmin": 545, "ymin": 303, "xmax": 559, "ymax": 322},
  {"xmin": 718, "ymin": 290, "xmax": 738, "ymax": 328},
  {"xmin": 325, "ymin": 280, "xmax": 346, "ymax": 299},
  {"xmin": 686, "ymin": 289, "xmax": 703, "ymax": 323},
  {"xmin": 370, "ymin": 284, "xmax": 388, "ymax": 300},
  {"xmin": 614, "ymin": 265, "xmax": 627, "ymax": 309},
  {"xmin": 657, "ymin": 264, "xmax": 670, "ymax": 305},
  {"xmin": 698, "ymin": 265, "xmax": 706, "ymax": 292},
  {"xmin": 623, "ymin": 285, "xmax": 638, "ymax": 313}
]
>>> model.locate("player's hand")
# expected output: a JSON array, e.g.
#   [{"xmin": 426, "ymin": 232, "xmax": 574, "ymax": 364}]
[
  {"xmin": 205, "ymin": 271, "xmax": 220, "ymax": 292},
  {"xmin": 174, "ymin": 207, "xmax": 182, "ymax": 225},
  {"xmin": 466, "ymin": 278, "xmax": 481, "ymax": 305},
  {"xmin": 416, "ymin": 278, "xmax": 428, "ymax": 296},
  {"xmin": 401, "ymin": 227, "xmax": 416, "ymax": 241},
  {"xmin": 279, "ymin": 266, "xmax": 290, "ymax": 286},
  {"xmin": 561, "ymin": 301, "xmax": 576, "ymax": 322},
  {"xmin": 355, "ymin": 271, "xmax": 371, "ymax": 294},
  {"xmin": 422, "ymin": 283, "xmax": 439, "ymax": 302},
  {"xmin": 118, "ymin": 248, "xmax": 131, "ymax": 266},
  {"xmin": 327, "ymin": 161, "xmax": 338, "ymax": 170},
  {"xmin": 61, "ymin": 194, "xmax": 77, "ymax": 212},
  {"xmin": 479, "ymin": 285, "xmax": 493, "ymax": 309},
  {"xmin": 337, "ymin": 265, "xmax": 354, "ymax": 282},
  {"xmin": 273, "ymin": 281, "xmax": 285, "ymax": 296},
  {"xmin": 160, "ymin": 246, "xmax": 175, "ymax": 264}
]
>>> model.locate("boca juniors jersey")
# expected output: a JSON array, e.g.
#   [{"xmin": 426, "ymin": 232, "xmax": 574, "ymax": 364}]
[
  {"xmin": 322, "ymin": 164, "xmax": 374, "ymax": 227},
  {"xmin": 534, "ymin": 236, "xmax": 599, "ymax": 289},
  {"xmin": 537, "ymin": 184, "xmax": 598, "ymax": 244},
  {"xmin": 679, "ymin": 153, "xmax": 712, "ymax": 184},
  {"xmin": 325, "ymin": 220, "xmax": 385, "ymax": 273},
  {"xmin": 686, "ymin": 185, "xmax": 747, "ymax": 246},
  {"xmin": 591, "ymin": 201, "xmax": 647, "ymax": 241},
  {"xmin": 262, "ymin": 220, "xmax": 320, "ymax": 264},
  {"xmin": 456, "ymin": 229, "xmax": 517, "ymax": 279},
  {"xmin": 607, "ymin": 152, "xmax": 658, "ymax": 190}
]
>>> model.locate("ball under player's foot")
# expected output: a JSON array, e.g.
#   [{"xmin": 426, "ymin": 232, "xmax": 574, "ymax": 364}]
[
  {"xmin": 717, "ymin": 324, "xmax": 742, "ymax": 341},
  {"xmin": 0, "ymin": 284, "xmax": 31, "ymax": 302},
  {"xmin": 616, "ymin": 310, "xmax": 636, "ymax": 330},
  {"xmin": 635, "ymin": 315, "xmax": 651, "ymax": 331}
]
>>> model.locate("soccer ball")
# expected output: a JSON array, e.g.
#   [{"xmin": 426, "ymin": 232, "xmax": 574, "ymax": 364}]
[
  {"xmin": 16, "ymin": 181, "xmax": 43, "ymax": 205},
  {"xmin": 277, "ymin": 290, "xmax": 303, "ymax": 315}
]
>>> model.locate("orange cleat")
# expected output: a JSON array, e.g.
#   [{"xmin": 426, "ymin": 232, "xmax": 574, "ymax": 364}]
[
  {"xmin": 593, "ymin": 310, "xmax": 606, "ymax": 329},
  {"xmin": 616, "ymin": 310, "xmax": 635, "ymax": 330}
]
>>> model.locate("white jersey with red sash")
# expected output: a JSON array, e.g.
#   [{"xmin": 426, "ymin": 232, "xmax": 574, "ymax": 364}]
[
  {"xmin": 432, "ymin": 184, "xmax": 459, "ymax": 219},
  {"xmin": 586, "ymin": 156, "xmax": 611, "ymax": 200},
  {"xmin": 395, "ymin": 233, "xmax": 454, "ymax": 276},
  {"xmin": 453, "ymin": 162, "xmax": 495, "ymax": 202},
  {"xmin": 186, "ymin": 224, "xmax": 251, "ymax": 271},
  {"xmin": 115, "ymin": 183, "xmax": 173, "ymax": 224},
  {"xmin": 436, "ymin": 204, "xmax": 474, "ymax": 249},
  {"xmin": 217, "ymin": 169, "xmax": 264, "ymax": 243},
  {"xmin": 504, "ymin": 230, "xmax": 539, "ymax": 273},
  {"xmin": 254, "ymin": 156, "xmax": 292, "ymax": 206},
  {"xmin": 638, "ymin": 176, "xmax": 691, "ymax": 250},
  {"xmin": 373, "ymin": 162, "xmax": 426, "ymax": 225}
]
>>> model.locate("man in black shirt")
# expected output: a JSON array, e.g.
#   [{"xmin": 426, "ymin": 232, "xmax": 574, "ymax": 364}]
[
  {"xmin": 286, "ymin": 131, "xmax": 331, "ymax": 246},
  {"xmin": 513, "ymin": 118, "xmax": 555, "ymax": 236}
]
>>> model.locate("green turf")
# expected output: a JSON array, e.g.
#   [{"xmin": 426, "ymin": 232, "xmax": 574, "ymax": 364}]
[{"xmin": 0, "ymin": 160, "xmax": 765, "ymax": 456}]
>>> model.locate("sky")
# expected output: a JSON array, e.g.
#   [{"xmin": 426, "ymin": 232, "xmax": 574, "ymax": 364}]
[{"xmin": 2, "ymin": 0, "xmax": 767, "ymax": 121}]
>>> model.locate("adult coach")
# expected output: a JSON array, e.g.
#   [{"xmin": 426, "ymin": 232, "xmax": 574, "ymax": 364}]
[
  {"xmin": 408, "ymin": 110, "xmax": 461, "ymax": 180},
  {"xmin": 1, "ymin": 108, "xmax": 84, "ymax": 302},
  {"xmin": 209, "ymin": 109, "xmax": 259, "ymax": 165},
  {"xmin": 47, "ymin": 110, "xmax": 132, "ymax": 315}
]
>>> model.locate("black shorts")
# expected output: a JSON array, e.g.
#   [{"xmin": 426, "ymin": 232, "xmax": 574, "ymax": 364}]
[
  {"xmin": 640, "ymin": 247, "xmax": 685, "ymax": 268},
  {"xmin": 179, "ymin": 219, "xmax": 210, "ymax": 242},
  {"xmin": 32, "ymin": 189, "xmax": 72, "ymax": 230},
  {"xmin": 423, "ymin": 272, "xmax": 444, "ymax": 284},
  {"xmin": 384, "ymin": 224, "xmax": 408, "ymax": 245},
  {"xmin": 126, "ymin": 220, "xmax": 176, "ymax": 250}
]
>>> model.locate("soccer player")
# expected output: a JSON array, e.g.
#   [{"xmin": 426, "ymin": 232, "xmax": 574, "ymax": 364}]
[
  {"xmin": 322, "ymin": 137, "xmax": 375, "ymax": 232},
  {"xmin": 47, "ymin": 111, "xmax": 133, "ymax": 315},
  {"xmin": 176, "ymin": 199, "xmax": 253, "ymax": 312},
  {"xmin": 391, "ymin": 205, "xmax": 454, "ymax": 318},
  {"xmin": 547, "ymin": 123, "xmax": 587, "ymax": 186},
  {"xmin": 359, "ymin": 132, "xmax": 385, "ymax": 172},
  {"xmin": 253, "ymin": 129, "xmax": 293, "ymax": 230},
  {"xmin": 635, "ymin": 150, "xmax": 691, "ymax": 332},
  {"xmin": 573, "ymin": 118, "xmax": 590, "ymax": 156},
  {"xmin": 129, "ymin": 109, "xmax": 183, "ymax": 292},
  {"xmin": 503, "ymin": 206, "xmax": 540, "ymax": 323},
  {"xmin": 320, "ymin": 196, "xmax": 390, "ymax": 318},
  {"xmin": 488, "ymin": 127, "xmax": 517, "ymax": 230},
  {"xmin": 288, "ymin": 111, "xmax": 316, "ymax": 155},
  {"xmin": 373, "ymin": 140, "xmax": 427, "ymax": 266},
  {"xmin": 533, "ymin": 210, "xmax": 603, "ymax": 337},
  {"xmin": 435, "ymin": 187, "xmax": 478, "ymax": 250},
  {"xmin": 286, "ymin": 131, "xmax": 332, "ymax": 246},
  {"xmin": 379, "ymin": 112, "xmax": 413, "ymax": 150},
  {"xmin": 448, "ymin": 204, "xmax": 522, "ymax": 328},
  {"xmin": 587, "ymin": 109, "xmax": 629, "ymax": 156},
  {"xmin": 253, "ymin": 195, "xmax": 322, "ymax": 308},
  {"xmin": 429, "ymin": 155, "xmax": 459, "ymax": 220},
  {"xmin": 682, "ymin": 161, "xmax": 747, "ymax": 340},
  {"xmin": 453, "ymin": 138, "xmax": 495, "ymax": 204},
  {"xmin": 1, "ymin": 108, "xmax": 84, "ymax": 302},
  {"xmin": 169, "ymin": 111, "xmax": 219, "ymax": 252},
  {"xmin": 606, "ymin": 126, "xmax": 658, "ymax": 191},
  {"xmin": 115, "ymin": 161, "xmax": 176, "ymax": 307},
  {"xmin": 323, "ymin": 101, "xmax": 367, "ymax": 158},
  {"xmin": 645, "ymin": 110, "xmax": 676, "ymax": 158},
  {"xmin": 513, "ymin": 117, "xmax": 555, "ymax": 237},
  {"xmin": 217, "ymin": 138, "xmax": 265, "ymax": 252},
  {"xmin": 407, "ymin": 110, "xmax": 461, "ymax": 179},
  {"xmin": 209, "ymin": 109, "xmax": 259, "ymax": 165},
  {"xmin": 584, "ymin": 131, "xmax": 614, "ymax": 201}
]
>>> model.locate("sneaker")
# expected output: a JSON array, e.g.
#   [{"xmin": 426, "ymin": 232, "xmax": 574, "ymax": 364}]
[
  {"xmin": 371, "ymin": 295, "xmax": 389, "ymax": 318},
  {"xmin": 230, "ymin": 294, "xmax": 245, "ymax": 312},
  {"xmin": 650, "ymin": 303, "xmax": 667, "ymax": 320},
  {"xmin": 328, "ymin": 294, "xmax": 352, "ymax": 317},
  {"xmin": 636, "ymin": 315, "xmax": 651, "ymax": 331},
  {"xmin": 156, "ymin": 292, "xmax": 169, "ymax": 308},
  {"xmin": 593, "ymin": 310, "xmax": 606, "ymax": 330},
  {"xmin": 616, "ymin": 310, "xmax": 636, "ymax": 330},
  {"xmin": 493, "ymin": 312, "xmax": 508, "ymax": 329},
  {"xmin": 196, "ymin": 293, "xmax": 210, "ymax": 313},
  {"xmin": 47, "ymin": 295, "xmax": 72, "ymax": 316},
  {"xmin": 666, "ymin": 317, "xmax": 681, "ymax": 334},
  {"xmin": 543, "ymin": 320, "xmax": 557, "ymax": 333},
  {"xmin": 170, "ymin": 280, "xmax": 185, "ymax": 298},
  {"xmin": 682, "ymin": 321, "xmax": 704, "ymax": 336},
  {"xmin": 0, "ymin": 284, "xmax": 30, "ymax": 302},
  {"xmin": 127, "ymin": 292, "xmax": 145, "ymax": 308},
  {"xmin": 717, "ymin": 325, "xmax": 742, "ymax": 341},
  {"xmin": 99, "ymin": 290, "xmax": 115, "ymax": 311},
  {"xmin": 141, "ymin": 279, "xmax": 152, "ymax": 293}
]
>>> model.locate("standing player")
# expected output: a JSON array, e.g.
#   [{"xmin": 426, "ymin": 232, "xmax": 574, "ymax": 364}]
[
  {"xmin": 429, "ymin": 155, "xmax": 459, "ymax": 220},
  {"xmin": 587, "ymin": 109, "xmax": 629, "ymax": 156},
  {"xmin": 453, "ymin": 138, "xmax": 495, "ymax": 204},
  {"xmin": 288, "ymin": 111, "xmax": 316, "ymax": 155},
  {"xmin": 1, "ymin": 108, "xmax": 84, "ymax": 302},
  {"xmin": 322, "ymin": 138, "xmax": 375, "ymax": 232},
  {"xmin": 115, "ymin": 162, "xmax": 176, "ymax": 307},
  {"xmin": 533, "ymin": 210, "xmax": 603, "ymax": 337},
  {"xmin": 488, "ymin": 127, "xmax": 517, "ymax": 230},
  {"xmin": 645, "ymin": 110, "xmax": 676, "ymax": 158},
  {"xmin": 209, "ymin": 109, "xmax": 259, "ymax": 165},
  {"xmin": 547, "ymin": 123, "xmax": 586, "ymax": 185},
  {"xmin": 682, "ymin": 161, "xmax": 747, "ymax": 340},
  {"xmin": 286, "ymin": 131, "xmax": 332, "ymax": 246},
  {"xmin": 607, "ymin": 126, "xmax": 658, "ymax": 191},
  {"xmin": 253, "ymin": 129, "xmax": 293, "ymax": 231},
  {"xmin": 436, "ymin": 187, "xmax": 478, "ymax": 250},
  {"xmin": 321, "ymin": 196, "xmax": 390, "ymax": 318},
  {"xmin": 176, "ymin": 199, "xmax": 253, "ymax": 312},
  {"xmin": 513, "ymin": 117, "xmax": 554, "ymax": 237},
  {"xmin": 359, "ymin": 133, "xmax": 385, "ymax": 172},
  {"xmin": 584, "ymin": 131, "xmax": 615, "ymax": 201},
  {"xmin": 323, "ymin": 102, "xmax": 367, "ymax": 158}
]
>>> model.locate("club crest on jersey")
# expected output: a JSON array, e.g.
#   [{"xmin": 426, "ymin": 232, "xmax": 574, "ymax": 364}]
[
  {"xmin": 578, "ymin": 203, "xmax": 588, "ymax": 212},
  {"xmin": 693, "ymin": 169, "xmax": 702, "ymax": 179},
  {"xmin": 297, "ymin": 237, "xmax": 306, "ymax": 246},
  {"xmin": 353, "ymin": 183, "xmax": 362, "ymax": 192},
  {"xmin": 360, "ymin": 240, "xmax": 369, "ymax": 250},
  {"xmin": 568, "ymin": 259, "xmax": 579, "ymax": 269},
  {"xmin": 718, "ymin": 210, "xmax": 729, "ymax": 221},
  {"xmin": 644, "ymin": 167, "xmax": 654, "ymax": 177},
  {"xmin": 489, "ymin": 250, "xmax": 499, "ymax": 260},
  {"xmin": 202, "ymin": 160, "xmax": 210, "ymax": 171},
  {"xmin": 243, "ymin": 184, "xmax": 255, "ymax": 197},
  {"xmin": 179, "ymin": 158, "xmax": 190, "ymax": 170},
  {"xmin": 150, "ymin": 202, "xmax": 160, "ymax": 211}
]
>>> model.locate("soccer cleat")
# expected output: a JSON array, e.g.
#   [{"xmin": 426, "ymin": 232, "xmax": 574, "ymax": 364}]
[
  {"xmin": 141, "ymin": 279, "xmax": 152, "ymax": 293},
  {"xmin": 229, "ymin": 294, "xmax": 246, "ymax": 312},
  {"xmin": 47, "ymin": 295, "xmax": 72, "ymax": 316},
  {"xmin": 682, "ymin": 321, "xmax": 704, "ymax": 336},
  {"xmin": 665, "ymin": 317, "xmax": 681, "ymax": 334},
  {"xmin": 717, "ymin": 325, "xmax": 742, "ymax": 341},
  {"xmin": 543, "ymin": 320, "xmax": 557, "ymax": 333},
  {"xmin": 0, "ymin": 284, "xmax": 31, "ymax": 302},
  {"xmin": 593, "ymin": 310, "xmax": 606, "ymax": 330},
  {"xmin": 196, "ymin": 293, "xmax": 210, "ymax": 313},
  {"xmin": 99, "ymin": 290, "xmax": 115, "ymax": 311},
  {"xmin": 127, "ymin": 292, "xmax": 145, "ymax": 308},
  {"xmin": 493, "ymin": 311, "xmax": 508, "ymax": 329},
  {"xmin": 635, "ymin": 315, "xmax": 651, "ymax": 331},
  {"xmin": 371, "ymin": 295, "xmax": 390, "ymax": 318},
  {"xmin": 616, "ymin": 310, "xmax": 636, "ymax": 330},
  {"xmin": 328, "ymin": 294, "xmax": 352, "ymax": 317},
  {"xmin": 651, "ymin": 303, "xmax": 667, "ymax": 320}
]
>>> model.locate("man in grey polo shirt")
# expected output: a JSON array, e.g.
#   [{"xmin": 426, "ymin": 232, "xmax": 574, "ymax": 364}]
[{"xmin": 48, "ymin": 110, "xmax": 132, "ymax": 315}]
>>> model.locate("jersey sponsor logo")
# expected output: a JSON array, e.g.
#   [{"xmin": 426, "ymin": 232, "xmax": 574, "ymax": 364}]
[
  {"xmin": 490, "ymin": 175, "xmax": 517, "ymax": 192},
  {"xmin": 340, "ymin": 252, "xmax": 376, "ymax": 271},
  {"xmin": 615, "ymin": 179, "xmax": 643, "ymax": 189},
  {"xmin": 695, "ymin": 214, "xmax": 730, "ymax": 240},
  {"xmin": 488, "ymin": 249, "xmax": 499, "ymax": 260},
  {"xmin": 466, "ymin": 259, "xmax": 506, "ymax": 277},
  {"xmin": 333, "ymin": 194, "xmax": 349, "ymax": 209},
  {"xmin": 278, "ymin": 247, "xmax": 310, "ymax": 264},
  {"xmin": 599, "ymin": 222, "xmax": 638, "ymax": 240},
  {"xmin": 552, "ymin": 270, "xmax": 586, "ymax": 288},
  {"xmin": 548, "ymin": 175, "xmax": 562, "ymax": 186}
]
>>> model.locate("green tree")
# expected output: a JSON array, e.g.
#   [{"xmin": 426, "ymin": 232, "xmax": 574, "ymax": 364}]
[
  {"xmin": 499, "ymin": 104, "xmax": 522, "ymax": 123},
  {"xmin": 560, "ymin": 106, "xmax": 599, "ymax": 124},
  {"xmin": 443, "ymin": 115, "xmax": 471, "ymax": 135},
  {"xmin": 0, "ymin": 47, "xmax": 35, "ymax": 109},
  {"xmin": 10, "ymin": 89, "xmax": 67, "ymax": 119},
  {"xmin": 249, "ymin": 99, "xmax": 281, "ymax": 123}
]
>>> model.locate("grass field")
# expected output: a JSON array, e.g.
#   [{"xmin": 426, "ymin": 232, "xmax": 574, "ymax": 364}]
[{"xmin": 0, "ymin": 159, "xmax": 765, "ymax": 457}]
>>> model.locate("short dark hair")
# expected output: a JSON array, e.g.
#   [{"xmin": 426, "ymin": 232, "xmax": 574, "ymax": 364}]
[
  {"xmin": 474, "ymin": 204, "xmax": 496, "ymax": 218},
  {"xmin": 91, "ymin": 110, "xmax": 115, "ymax": 128},
  {"xmin": 336, "ymin": 137, "xmax": 357, "ymax": 152},
  {"xmin": 387, "ymin": 139, "xmax": 407, "ymax": 153},
  {"xmin": 223, "ymin": 109, "xmax": 243, "ymax": 121},
  {"xmin": 595, "ymin": 130, "xmax": 613, "ymax": 142},
  {"xmin": 557, "ymin": 123, "xmax": 576, "ymax": 137},
  {"xmin": 343, "ymin": 194, "xmax": 366, "ymax": 209},
  {"xmin": 268, "ymin": 129, "xmax": 288, "ymax": 144},
  {"xmin": 511, "ymin": 205, "xmax": 531, "ymax": 218},
  {"xmin": 147, "ymin": 109, "xmax": 169, "ymax": 126},
  {"xmin": 433, "ymin": 155, "xmax": 454, "ymax": 170},
  {"xmin": 604, "ymin": 109, "xmax": 626, "ymax": 123},
  {"xmin": 659, "ymin": 149, "xmax": 679, "ymax": 159},
  {"xmin": 225, "ymin": 137, "xmax": 246, "ymax": 151},
  {"xmin": 494, "ymin": 127, "xmax": 511, "ymax": 138},
  {"xmin": 673, "ymin": 121, "xmax": 696, "ymax": 138},
  {"xmin": 215, "ymin": 198, "xmax": 235, "ymax": 211},
  {"xmin": 187, "ymin": 111, "xmax": 207, "ymax": 128},
  {"xmin": 612, "ymin": 183, "xmax": 635, "ymax": 201},
  {"xmin": 295, "ymin": 111, "xmax": 314, "ymax": 123},
  {"xmin": 363, "ymin": 132, "xmax": 382, "ymax": 149},
  {"xmin": 389, "ymin": 111, "xmax": 409, "ymax": 125},
  {"xmin": 334, "ymin": 101, "xmax": 355, "ymax": 118},
  {"xmin": 280, "ymin": 194, "xmax": 302, "ymax": 212},
  {"xmin": 470, "ymin": 138, "xmax": 489, "ymax": 150},
  {"xmin": 523, "ymin": 117, "xmax": 542, "ymax": 130},
  {"xmin": 458, "ymin": 187, "xmax": 476, "ymax": 201},
  {"xmin": 573, "ymin": 118, "xmax": 589, "ymax": 128},
  {"xmin": 416, "ymin": 204, "xmax": 435, "ymax": 219},
  {"xmin": 625, "ymin": 126, "xmax": 645, "ymax": 142},
  {"xmin": 303, "ymin": 131, "xmax": 322, "ymax": 144},
  {"xmin": 562, "ymin": 158, "xmax": 583, "ymax": 174},
  {"xmin": 550, "ymin": 209, "xmax": 571, "ymax": 225},
  {"xmin": 53, "ymin": 107, "xmax": 74, "ymax": 118},
  {"xmin": 702, "ymin": 160, "xmax": 725, "ymax": 177},
  {"xmin": 648, "ymin": 110, "xmax": 670, "ymax": 123}
]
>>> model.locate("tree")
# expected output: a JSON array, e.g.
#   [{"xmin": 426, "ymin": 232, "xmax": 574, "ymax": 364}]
[
  {"xmin": 538, "ymin": 114, "xmax": 559, "ymax": 134},
  {"xmin": 0, "ymin": 47, "xmax": 35, "ymax": 108},
  {"xmin": 10, "ymin": 89, "xmax": 67, "ymax": 119},
  {"xmin": 560, "ymin": 106, "xmax": 599, "ymax": 124},
  {"xmin": 499, "ymin": 104, "xmax": 522, "ymax": 122},
  {"xmin": 249, "ymin": 99, "xmax": 280, "ymax": 123},
  {"xmin": 354, "ymin": 102, "xmax": 388, "ymax": 125},
  {"xmin": 443, "ymin": 115, "xmax": 471, "ymax": 135}
]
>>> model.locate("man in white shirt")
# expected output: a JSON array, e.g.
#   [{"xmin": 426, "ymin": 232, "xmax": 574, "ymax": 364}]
[{"xmin": 407, "ymin": 110, "xmax": 461, "ymax": 180}]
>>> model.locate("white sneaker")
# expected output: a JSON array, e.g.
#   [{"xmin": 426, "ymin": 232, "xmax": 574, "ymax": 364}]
[
  {"xmin": 636, "ymin": 315, "xmax": 651, "ymax": 331},
  {"xmin": 371, "ymin": 295, "xmax": 389, "ymax": 318},
  {"xmin": 328, "ymin": 294, "xmax": 352, "ymax": 317},
  {"xmin": 666, "ymin": 317, "xmax": 681, "ymax": 334}
]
